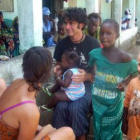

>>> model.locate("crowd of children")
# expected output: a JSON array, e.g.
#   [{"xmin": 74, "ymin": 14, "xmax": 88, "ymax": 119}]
[{"xmin": 0, "ymin": 7, "xmax": 140, "ymax": 140}]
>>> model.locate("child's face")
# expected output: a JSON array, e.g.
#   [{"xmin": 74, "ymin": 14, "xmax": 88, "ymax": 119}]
[
  {"xmin": 88, "ymin": 18, "xmax": 100, "ymax": 34},
  {"xmin": 58, "ymin": 24, "xmax": 66, "ymax": 36},
  {"xmin": 60, "ymin": 54, "xmax": 70, "ymax": 70},
  {"xmin": 100, "ymin": 23, "xmax": 118, "ymax": 48},
  {"xmin": 137, "ymin": 56, "xmax": 140, "ymax": 74},
  {"xmin": 43, "ymin": 15, "xmax": 49, "ymax": 22}
]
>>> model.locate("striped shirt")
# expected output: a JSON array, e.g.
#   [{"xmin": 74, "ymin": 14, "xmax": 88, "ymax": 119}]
[{"xmin": 61, "ymin": 68, "xmax": 85, "ymax": 101}]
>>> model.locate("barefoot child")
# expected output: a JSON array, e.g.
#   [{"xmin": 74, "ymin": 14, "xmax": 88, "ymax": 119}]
[
  {"xmin": 41, "ymin": 50, "xmax": 85, "ymax": 110},
  {"xmin": 122, "ymin": 53, "xmax": 140, "ymax": 140},
  {"xmin": 88, "ymin": 19, "xmax": 138, "ymax": 140}
]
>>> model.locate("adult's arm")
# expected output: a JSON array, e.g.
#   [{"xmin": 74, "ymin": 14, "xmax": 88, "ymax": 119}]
[
  {"xmin": 49, "ymin": 18, "xmax": 56, "ymax": 34},
  {"xmin": 72, "ymin": 69, "xmax": 93, "ymax": 83},
  {"xmin": 17, "ymin": 105, "xmax": 40, "ymax": 140},
  {"xmin": 34, "ymin": 124, "xmax": 55, "ymax": 140},
  {"xmin": 0, "ymin": 78, "xmax": 6, "ymax": 97}
]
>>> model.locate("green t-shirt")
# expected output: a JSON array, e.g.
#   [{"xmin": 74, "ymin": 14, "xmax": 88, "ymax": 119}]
[
  {"xmin": 83, "ymin": 27, "xmax": 100, "ymax": 43},
  {"xmin": 88, "ymin": 48, "xmax": 138, "ymax": 101}
]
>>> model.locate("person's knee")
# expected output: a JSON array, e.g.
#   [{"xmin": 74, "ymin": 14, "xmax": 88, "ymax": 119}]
[
  {"xmin": 62, "ymin": 127, "xmax": 75, "ymax": 140},
  {"xmin": 55, "ymin": 101, "xmax": 68, "ymax": 112}
]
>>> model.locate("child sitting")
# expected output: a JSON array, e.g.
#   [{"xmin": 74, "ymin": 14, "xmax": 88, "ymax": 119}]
[
  {"xmin": 40, "ymin": 50, "xmax": 85, "ymax": 111},
  {"xmin": 122, "ymin": 53, "xmax": 140, "ymax": 140}
]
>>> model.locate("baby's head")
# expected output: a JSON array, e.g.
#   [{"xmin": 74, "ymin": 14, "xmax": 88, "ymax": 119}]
[
  {"xmin": 100, "ymin": 19, "xmax": 120, "ymax": 48},
  {"xmin": 60, "ymin": 50, "xmax": 81, "ymax": 70},
  {"xmin": 87, "ymin": 13, "xmax": 101, "ymax": 35},
  {"xmin": 58, "ymin": 19, "xmax": 66, "ymax": 36}
]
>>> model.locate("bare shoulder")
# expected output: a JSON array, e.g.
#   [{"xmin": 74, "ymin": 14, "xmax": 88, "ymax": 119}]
[
  {"xmin": 17, "ymin": 102, "xmax": 40, "ymax": 121},
  {"xmin": 0, "ymin": 78, "xmax": 6, "ymax": 87},
  {"xmin": 119, "ymin": 50, "xmax": 132, "ymax": 63}
]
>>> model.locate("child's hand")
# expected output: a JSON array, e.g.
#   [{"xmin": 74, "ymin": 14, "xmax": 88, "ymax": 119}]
[
  {"xmin": 53, "ymin": 65, "xmax": 62, "ymax": 77},
  {"xmin": 116, "ymin": 82, "xmax": 126, "ymax": 91}
]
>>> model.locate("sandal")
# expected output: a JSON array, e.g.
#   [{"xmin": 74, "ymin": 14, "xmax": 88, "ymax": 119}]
[
  {"xmin": 39, "ymin": 105, "xmax": 53, "ymax": 112},
  {"xmin": 42, "ymin": 87, "xmax": 53, "ymax": 97}
]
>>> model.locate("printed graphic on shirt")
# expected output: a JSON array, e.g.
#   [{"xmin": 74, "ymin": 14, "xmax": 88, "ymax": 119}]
[
  {"xmin": 128, "ymin": 90, "xmax": 140, "ymax": 116},
  {"xmin": 93, "ymin": 69, "xmax": 123, "ymax": 99}
]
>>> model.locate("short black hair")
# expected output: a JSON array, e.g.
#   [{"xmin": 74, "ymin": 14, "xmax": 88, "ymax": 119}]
[
  {"xmin": 57, "ymin": 19, "xmax": 65, "ymax": 27},
  {"xmin": 101, "ymin": 19, "xmax": 120, "ymax": 36},
  {"xmin": 88, "ymin": 13, "xmax": 102, "ymax": 25},
  {"xmin": 63, "ymin": 7, "xmax": 87, "ymax": 30},
  {"xmin": 62, "ymin": 50, "xmax": 81, "ymax": 67},
  {"xmin": 22, "ymin": 47, "xmax": 53, "ymax": 91}
]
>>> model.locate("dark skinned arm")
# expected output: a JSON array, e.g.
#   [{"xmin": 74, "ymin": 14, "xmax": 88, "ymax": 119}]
[
  {"xmin": 49, "ymin": 70, "xmax": 73, "ymax": 93},
  {"xmin": 122, "ymin": 107, "xmax": 128, "ymax": 135},
  {"xmin": 117, "ymin": 53, "xmax": 138, "ymax": 91},
  {"xmin": 48, "ymin": 17, "xmax": 56, "ymax": 34},
  {"xmin": 89, "ymin": 65, "xmax": 96, "ymax": 82},
  {"xmin": 57, "ymin": 70, "xmax": 73, "ymax": 88},
  {"xmin": 117, "ymin": 73, "xmax": 138, "ymax": 91},
  {"xmin": 50, "ymin": 19, "xmax": 56, "ymax": 34}
]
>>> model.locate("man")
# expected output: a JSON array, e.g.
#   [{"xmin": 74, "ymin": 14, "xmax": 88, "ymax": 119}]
[{"xmin": 53, "ymin": 8, "xmax": 100, "ymax": 140}]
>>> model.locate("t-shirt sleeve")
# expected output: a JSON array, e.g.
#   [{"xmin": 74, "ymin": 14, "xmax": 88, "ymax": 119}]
[
  {"xmin": 124, "ymin": 81, "xmax": 133, "ymax": 108},
  {"xmin": 88, "ymin": 50, "xmax": 96, "ymax": 66},
  {"xmin": 130, "ymin": 59, "xmax": 138, "ymax": 76}
]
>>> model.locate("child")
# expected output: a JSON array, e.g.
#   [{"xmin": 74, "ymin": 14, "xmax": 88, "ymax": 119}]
[
  {"xmin": 88, "ymin": 19, "xmax": 138, "ymax": 140},
  {"xmin": 122, "ymin": 53, "xmax": 140, "ymax": 140},
  {"xmin": 40, "ymin": 50, "xmax": 85, "ymax": 110},
  {"xmin": 54, "ymin": 19, "xmax": 67, "ymax": 44},
  {"xmin": 84, "ymin": 13, "xmax": 101, "ymax": 43},
  {"xmin": 121, "ymin": 9, "xmax": 131, "ymax": 30}
]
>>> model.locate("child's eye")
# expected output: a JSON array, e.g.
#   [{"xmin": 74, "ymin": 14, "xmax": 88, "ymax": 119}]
[{"xmin": 106, "ymin": 32, "xmax": 111, "ymax": 35}]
